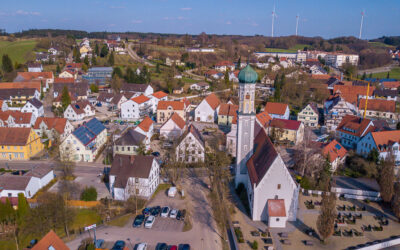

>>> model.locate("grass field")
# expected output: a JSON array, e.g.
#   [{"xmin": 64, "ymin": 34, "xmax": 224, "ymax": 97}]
[
  {"xmin": 368, "ymin": 42, "xmax": 395, "ymax": 49},
  {"xmin": 115, "ymin": 54, "xmax": 135, "ymax": 66},
  {"xmin": 71, "ymin": 208, "xmax": 102, "ymax": 230},
  {"xmin": 0, "ymin": 40, "xmax": 37, "ymax": 66},
  {"xmin": 371, "ymin": 67, "xmax": 400, "ymax": 80},
  {"xmin": 265, "ymin": 43, "xmax": 310, "ymax": 53}
]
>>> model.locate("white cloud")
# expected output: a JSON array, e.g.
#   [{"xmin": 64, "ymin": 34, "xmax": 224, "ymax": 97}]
[
  {"xmin": 180, "ymin": 7, "xmax": 192, "ymax": 11},
  {"xmin": 132, "ymin": 20, "xmax": 143, "ymax": 24},
  {"xmin": 226, "ymin": 21, "xmax": 232, "ymax": 25},
  {"xmin": 15, "ymin": 10, "xmax": 40, "ymax": 16}
]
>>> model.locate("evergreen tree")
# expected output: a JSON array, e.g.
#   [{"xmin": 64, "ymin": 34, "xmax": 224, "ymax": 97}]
[
  {"xmin": 392, "ymin": 182, "xmax": 400, "ymax": 221},
  {"xmin": 81, "ymin": 186, "xmax": 98, "ymax": 201},
  {"xmin": 108, "ymin": 51, "xmax": 115, "ymax": 66},
  {"xmin": 224, "ymin": 69, "xmax": 230, "ymax": 87},
  {"xmin": 95, "ymin": 43, "xmax": 100, "ymax": 57},
  {"xmin": 56, "ymin": 64, "xmax": 61, "ymax": 74},
  {"xmin": 100, "ymin": 44, "xmax": 109, "ymax": 57},
  {"xmin": 61, "ymin": 86, "xmax": 71, "ymax": 109},
  {"xmin": 16, "ymin": 193, "xmax": 29, "ymax": 221},
  {"xmin": 237, "ymin": 57, "xmax": 241, "ymax": 69},
  {"xmin": 112, "ymin": 67, "xmax": 123, "ymax": 78},
  {"xmin": 378, "ymin": 155, "xmax": 395, "ymax": 203},
  {"xmin": 317, "ymin": 191, "xmax": 337, "ymax": 241},
  {"xmin": 387, "ymin": 72, "xmax": 390, "ymax": 79},
  {"xmin": 84, "ymin": 55, "xmax": 89, "ymax": 66},
  {"xmin": 361, "ymin": 72, "xmax": 366, "ymax": 80},
  {"xmin": 91, "ymin": 53, "xmax": 97, "ymax": 66},
  {"xmin": 1, "ymin": 54, "xmax": 13, "ymax": 73},
  {"xmin": 156, "ymin": 63, "xmax": 161, "ymax": 73}
]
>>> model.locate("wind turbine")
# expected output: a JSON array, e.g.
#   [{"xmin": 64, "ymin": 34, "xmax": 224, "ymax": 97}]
[
  {"xmin": 271, "ymin": 5, "xmax": 277, "ymax": 37},
  {"xmin": 295, "ymin": 14, "xmax": 299, "ymax": 36},
  {"xmin": 359, "ymin": 11, "xmax": 365, "ymax": 39}
]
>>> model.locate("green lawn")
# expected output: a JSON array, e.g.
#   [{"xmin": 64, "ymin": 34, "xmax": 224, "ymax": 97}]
[
  {"xmin": 106, "ymin": 213, "xmax": 132, "ymax": 227},
  {"xmin": 0, "ymin": 40, "xmax": 37, "ymax": 66},
  {"xmin": 265, "ymin": 43, "xmax": 310, "ymax": 53},
  {"xmin": 371, "ymin": 67, "xmax": 400, "ymax": 80},
  {"xmin": 368, "ymin": 42, "xmax": 395, "ymax": 49},
  {"xmin": 71, "ymin": 208, "xmax": 102, "ymax": 230}
]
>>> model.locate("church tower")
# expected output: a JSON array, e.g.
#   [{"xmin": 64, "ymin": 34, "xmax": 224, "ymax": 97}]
[{"xmin": 235, "ymin": 65, "xmax": 258, "ymax": 187}]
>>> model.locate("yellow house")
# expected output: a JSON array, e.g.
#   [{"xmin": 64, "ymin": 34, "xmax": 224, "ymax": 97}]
[
  {"xmin": 0, "ymin": 127, "xmax": 44, "ymax": 160},
  {"xmin": 268, "ymin": 118, "xmax": 304, "ymax": 145},
  {"xmin": 79, "ymin": 45, "xmax": 90, "ymax": 54},
  {"xmin": 157, "ymin": 100, "xmax": 187, "ymax": 124},
  {"xmin": 218, "ymin": 103, "xmax": 238, "ymax": 126}
]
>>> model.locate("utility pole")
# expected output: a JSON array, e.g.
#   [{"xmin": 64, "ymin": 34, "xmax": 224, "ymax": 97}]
[
  {"xmin": 359, "ymin": 11, "xmax": 364, "ymax": 39},
  {"xmin": 295, "ymin": 14, "xmax": 299, "ymax": 36}
]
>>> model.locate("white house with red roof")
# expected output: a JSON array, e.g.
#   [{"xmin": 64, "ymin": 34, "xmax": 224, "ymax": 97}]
[
  {"xmin": 149, "ymin": 91, "xmax": 168, "ymax": 113},
  {"xmin": 34, "ymin": 117, "xmax": 74, "ymax": 142},
  {"xmin": 64, "ymin": 101, "xmax": 95, "ymax": 121},
  {"xmin": 336, "ymin": 115, "xmax": 374, "ymax": 150},
  {"xmin": 215, "ymin": 61, "xmax": 235, "ymax": 72},
  {"xmin": 134, "ymin": 116, "xmax": 154, "ymax": 149},
  {"xmin": 121, "ymin": 95, "xmax": 152, "ymax": 120},
  {"xmin": 322, "ymin": 140, "xmax": 347, "ymax": 171},
  {"xmin": 268, "ymin": 118, "xmax": 304, "ymax": 145},
  {"xmin": 59, "ymin": 70, "xmax": 76, "ymax": 79},
  {"xmin": 194, "ymin": 93, "xmax": 221, "ymax": 123},
  {"xmin": 160, "ymin": 113, "xmax": 186, "ymax": 139},
  {"xmin": 264, "ymin": 102, "xmax": 290, "ymax": 120}
]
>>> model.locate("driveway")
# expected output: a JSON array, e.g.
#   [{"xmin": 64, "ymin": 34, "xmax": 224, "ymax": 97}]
[{"xmin": 66, "ymin": 174, "xmax": 222, "ymax": 250}]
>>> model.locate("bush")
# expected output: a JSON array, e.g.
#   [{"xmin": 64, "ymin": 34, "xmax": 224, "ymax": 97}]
[
  {"xmin": 252, "ymin": 240, "xmax": 258, "ymax": 249},
  {"xmin": 234, "ymin": 227, "xmax": 244, "ymax": 243},
  {"xmin": 80, "ymin": 186, "xmax": 98, "ymax": 201}
]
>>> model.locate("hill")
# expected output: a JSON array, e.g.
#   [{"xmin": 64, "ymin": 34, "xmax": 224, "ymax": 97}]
[{"xmin": 0, "ymin": 39, "xmax": 37, "ymax": 66}]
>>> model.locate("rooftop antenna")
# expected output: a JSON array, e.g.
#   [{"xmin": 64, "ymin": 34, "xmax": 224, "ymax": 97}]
[
  {"xmin": 271, "ymin": 5, "xmax": 277, "ymax": 37},
  {"xmin": 295, "ymin": 14, "xmax": 299, "ymax": 36},
  {"xmin": 359, "ymin": 10, "xmax": 365, "ymax": 39}
]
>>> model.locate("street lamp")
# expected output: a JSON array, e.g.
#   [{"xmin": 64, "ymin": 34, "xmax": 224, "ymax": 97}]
[{"xmin": 127, "ymin": 238, "xmax": 133, "ymax": 250}]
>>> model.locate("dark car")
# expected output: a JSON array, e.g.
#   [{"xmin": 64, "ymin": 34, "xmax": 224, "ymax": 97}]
[
  {"xmin": 112, "ymin": 240, "xmax": 126, "ymax": 250},
  {"xmin": 151, "ymin": 206, "xmax": 161, "ymax": 217},
  {"xmin": 152, "ymin": 151, "xmax": 161, "ymax": 157},
  {"xmin": 156, "ymin": 243, "xmax": 168, "ymax": 250},
  {"xmin": 133, "ymin": 214, "xmax": 145, "ymax": 227},
  {"xmin": 176, "ymin": 210, "xmax": 182, "ymax": 220},
  {"xmin": 179, "ymin": 244, "xmax": 191, "ymax": 250},
  {"xmin": 179, "ymin": 209, "xmax": 186, "ymax": 221},
  {"xmin": 142, "ymin": 207, "xmax": 151, "ymax": 216}
]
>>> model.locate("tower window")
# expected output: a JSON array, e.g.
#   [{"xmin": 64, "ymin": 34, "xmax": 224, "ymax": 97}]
[
  {"xmin": 246, "ymin": 94, "xmax": 250, "ymax": 100},
  {"xmin": 277, "ymin": 184, "xmax": 281, "ymax": 189}
]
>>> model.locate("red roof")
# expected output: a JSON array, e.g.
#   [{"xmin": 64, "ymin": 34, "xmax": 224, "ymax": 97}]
[
  {"xmin": 358, "ymin": 98, "xmax": 395, "ymax": 113},
  {"xmin": 0, "ymin": 82, "xmax": 41, "ymax": 92},
  {"xmin": 65, "ymin": 63, "xmax": 82, "ymax": 69},
  {"xmin": 32, "ymin": 230, "xmax": 69, "ymax": 250},
  {"xmin": 215, "ymin": 60, "xmax": 234, "ymax": 67},
  {"xmin": 333, "ymin": 85, "xmax": 375, "ymax": 105},
  {"xmin": 205, "ymin": 69, "xmax": 219, "ymax": 75},
  {"xmin": 34, "ymin": 117, "xmax": 68, "ymax": 135},
  {"xmin": 131, "ymin": 95, "xmax": 150, "ymax": 104},
  {"xmin": 265, "ymin": 102, "xmax": 288, "ymax": 116},
  {"xmin": 137, "ymin": 116, "xmax": 154, "ymax": 132},
  {"xmin": 16, "ymin": 72, "xmax": 54, "ymax": 80},
  {"xmin": 268, "ymin": 199, "xmax": 286, "ymax": 217},
  {"xmin": 256, "ymin": 111, "xmax": 272, "ymax": 128},
  {"xmin": 311, "ymin": 74, "xmax": 332, "ymax": 80},
  {"xmin": 270, "ymin": 118, "xmax": 302, "ymax": 131},
  {"xmin": 158, "ymin": 101, "xmax": 185, "ymax": 111},
  {"xmin": 169, "ymin": 113, "xmax": 186, "ymax": 129},
  {"xmin": 336, "ymin": 115, "xmax": 373, "ymax": 137},
  {"xmin": 218, "ymin": 103, "xmax": 238, "ymax": 117},
  {"xmin": 322, "ymin": 140, "xmax": 347, "ymax": 163},
  {"xmin": 54, "ymin": 77, "xmax": 75, "ymax": 83},
  {"xmin": 205, "ymin": 93, "xmax": 221, "ymax": 110},
  {"xmin": 382, "ymin": 81, "xmax": 400, "ymax": 89},
  {"xmin": 371, "ymin": 130, "xmax": 400, "ymax": 152},
  {"xmin": 152, "ymin": 91, "xmax": 168, "ymax": 99}
]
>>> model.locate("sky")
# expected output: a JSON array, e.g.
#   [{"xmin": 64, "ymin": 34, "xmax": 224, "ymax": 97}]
[{"xmin": 0, "ymin": 0, "xmax": 399, "ymax": 39}]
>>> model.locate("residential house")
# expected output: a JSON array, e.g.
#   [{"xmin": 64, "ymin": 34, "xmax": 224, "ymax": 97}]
[
  {"xmin": 271, "ymin": 64, "xmax": 281, "ymax": 72},
  {"xmin": 322, "ymin": 140, "xmax": 347, "ymax": 171},
  {"xmin": 229, "ymin": 70, "xmax": 240, "ymax": 82},
  {"xmin": 0, "ymin": 127, "xmax": 44, "ymax": 160},
  {"xmin": 218, "ymin": 103, "xmax": 238, "ymax": 127},
  {"xmin": 268, "ymin": 119, "xmax": 304, "ymax": 145},
  {"xmin": 373, "ymin": 89, "xmax": 398, "ymax": 102},
  {"xmin": 121, "ymin": 83, "xmax": 154, "ymax": 97},
  {"xmin": 264, "ymin": 102, "xmax": 290, "ymax": 120},
  {"xmin": 297, "ymin": 103, "xmax": 319, "ymax": 127},
  {"xmin": 33, "ymin": 117, "xmax": 74, "ymax": 142},
  {"xmin": 261, "ymin": 75, "xmax": 275, "ymax": 86},
  {"xmin": 97, "ymin": 92, "xmax": 114, "ymax": 106},
  {"xmin": 309, "ymin": 65, "xmax": 327, "ymax": 75},
  {"xmin": 113, "ymin": 129, "xmax": 146, "ymax": 156},
  {"xmin": 324, "ymin": 93, "xmax": 357, "ymax": 132},
  {"xmin": 325, "ymin": 53, "xmax": 359, "ymax": 68},
  {"xmin": 165, "ymin": 57, "xmax": 185, "ymax": 66},
  {"xmin": 60, "ymin": 118, "xmax": 107, "ymax": 162},
  {"xmin": 35, "ymin": 52, "xmax": 50, "ymax": 62},
  {"xmin": 190, "ymin": 82, "xmax": 210, "ymax": 91},
  {"xmin": 31, "ymin": 230, "xmax": 69, "ymax": 250},
  {"xmin": 82, "ymin": 67, "xmax": 113, "ymax": 85},
  {"xmin": 0, "ymin": 166, "xmax": 54, "ymax": 199},
  {"xmin": 27, "ymin": 62, "xmax": 43, "ymax": 72},
  {"xmin": 134, "ymin": 116, "xmax": 154, "ymax": 148},
  {"xmin": 160, "ymin": 113, "xmax": 186, "ymax": 139},
  {"xmin": 14, "ymin": 71, "xmax": 54, "ymax": 91},
  {"xmin": 0, "ymin": 101, "xmax": 9, "ymax": 111},
  {"xmin": 381, "ymin": 81, "xmax": 400, "ymax": 90},
  {"xmin": 21, "ymin": 98, "xmax": 44, "ymax": 118},
  {"xmin": 59, "ymin": 70, "xmax": 76, "ymax": 79},
  {"xmin": 64, "ymin": 63, "xmax": 82, "ymax": 72},
  {"xmin": 358, "ymin": 98, "xmax": 397, "ymax": 121},
  {"xmin": 0, "ymin": 111, "xmax": 36, "ymax": 128},
  {"xmin": 157, "ymin": 100, "xmax": 187, "ymax": 124},
  {"xmin": 149, "ymin": 91, "xmax": 168, "ymax": 113},
  {"xmin": 53, "ymin": 82, "xmax": 89, "ymax": 100},
  {"xmin": 121, "ymin": 95, "xmax": 152, "ymax": 121},
  {"xmin": 357, "ymin": 130, "xmax": 400, "ymax": 165},
  {"xmin": 173, "ymin": 87, "xmax": 183, "ymax": 94},
  {"xmin": 110, "ymin": 93, "xmax": 128, "ymax": 110},
  {"xmin": 52, "ymin": 92, "xmax": 77, "ymax": 108},
  {"xmin": 110, "ymin": 154, "xmax": 160, "ymax": 200},
  {"xmin": 325, "ymin": 77, "xmax": 341, "ymax": 90},
  {"xmin": 194, "ymin": 93, "xmax": 221, "ymax": 123},
  {"xmin": 0, "ymin": 81, "xmax": 41, "ymax": 92},
  {"xmin": 176, "ymin": 125, "xmax": 205, "ymax": 163},
  {"xmin": 333, "ymin": 85, "xmax": 375, "ymax": 106},
  {"xmin": 336, "ymin": 115, "xmax": 375, "ymax": 149},
  {"xmin": 215, "ymin": 61, "xmax": 235, "ymax": 72},
  {"xmin": 64, "ymin": 101, "xmax": 95, "ymax": 121},
  {"xmin": 204, "ymin": 70, "xmax": 223, "ymax": 79},
  {"xmin": 48, "ymin": 47, "xmax": 60, "ymax": 55}
]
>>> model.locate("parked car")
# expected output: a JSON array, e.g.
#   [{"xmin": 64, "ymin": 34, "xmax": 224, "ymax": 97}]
[
  {"xmin": 136, "ymin": 243, "xmax": 148, "ymax": 250},
  {"xmin": 168, "ymin": 246, "xmax": 178, "ymax": 250},
  {"xmin": 95, "ymin": 239, "xmax": 104, "ymax": 248},
  {"xmin": 156, "ymin": 243, "xmax": 168, "ymax": 250},
  {"xmin": 168, "ymin": 187, "xmax": 177, "ymax": 197},
  {"xmin": 152, "ymin": 151, "xmax": 160, "ymax": 157},
  {"xmin": 176, "ymin": 210, "xmax": 182, "ymax": 220},
  {"xmin": 178, "ymin": 244, "xmax": 191, "ymax": 250},
  {"xmin": 151, "ymin": 206, "xmax": 161, "ymax": 217},
  {"xmin": 144, "ymin": 215, "xmax": 155, "ymax": 229},
  {"xmin": 169, "ymin": 209, "xmax": 178, "ymax": 219},
  {"xmin": 161, "ymin": 207, "xmax": 170, "ymax": 217},
  {"xmin": 96, "ymin": 102, "xmax": 102, "ymax": 107},
  {"xmin": 142, "ymin": 207, "xmax": 151, "ymax": 216},
  {"xmin": 112, "ymin": 240, "xmax": 126, "ymax": 250},
  {"xmin": 133, "ymin": 214, "xmax": 145, "ymax": 227},
  {"xmin": 180, "ymin": 209, "xmax": 186, "ymax": 221}
]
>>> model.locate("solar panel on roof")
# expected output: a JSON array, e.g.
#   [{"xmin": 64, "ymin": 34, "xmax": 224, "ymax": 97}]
[
  {"xmin": 85, "ymin": 118, "xmax": 106, "ymax": 135},
  {"xmin": 335, "ymin": 144, "xmax": 342, "ymax": 150}
]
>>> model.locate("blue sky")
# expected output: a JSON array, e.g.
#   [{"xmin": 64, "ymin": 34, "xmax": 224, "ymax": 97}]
[{"xmin": 1, "ymin": 0, "xmax": 399, "ymax": 39}]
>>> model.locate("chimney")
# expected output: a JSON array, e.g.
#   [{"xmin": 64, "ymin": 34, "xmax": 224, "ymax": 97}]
[{"xmin": 130, "ymin": 155, "xmax": 135, "ymax": 164}]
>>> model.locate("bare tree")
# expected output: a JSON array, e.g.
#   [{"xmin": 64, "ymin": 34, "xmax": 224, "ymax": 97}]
[
  {"xmin": 392, "ymin": 182, "xmax": 400, "ymax": 221},
  {"xmin": 378, "ymin": 153, "xmax": 395, "ymax": 203}
]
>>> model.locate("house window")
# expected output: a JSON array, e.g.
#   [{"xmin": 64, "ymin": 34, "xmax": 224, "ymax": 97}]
[
  {"xmin": 277, "ymin": 184, "xmax": 281, "ymax": 189},
  {"xmin": 135, "ymin": 178, "xmax": 139, "ymax": 183},
  {"xmin": 276, "ymin": 218, "xmax": 280, "ymax": 222},
  {"xmin": 275, "ymin": 195, "xmax": 278, "ymax": 199}
]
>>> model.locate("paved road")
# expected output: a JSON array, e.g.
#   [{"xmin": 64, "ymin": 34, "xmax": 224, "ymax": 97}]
[
  {"xmin": 126, "ymin": 43, "xmax": 154, "ymax": 66},
  {"xmin": 170, "ymin": 89, "xmax": 231, "ymax": 100},
  {"xmin": 358, "ymin": 61, "xmax": 399, "ymax": 75},
  {"xmin": 43, "ymin": 83, "xmax": 54, "ymax": 117}
]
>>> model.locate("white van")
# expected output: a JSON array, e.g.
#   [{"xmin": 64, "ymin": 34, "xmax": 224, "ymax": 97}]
[{"xmin": 168, "ymin": 187, "xmax": 177, "ymax": 197}]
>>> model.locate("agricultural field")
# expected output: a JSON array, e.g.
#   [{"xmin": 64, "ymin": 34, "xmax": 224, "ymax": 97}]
[
  {"xmin": 0, "ymin": 39, "xmax": 37, "ymax": 66},
  {"xmin": 265, "ymin": 43, "xmax": 310, "ymax": 53},
  {"xmin": 371, "ymin": 67, "xmax": 400, "ymax": 80}
]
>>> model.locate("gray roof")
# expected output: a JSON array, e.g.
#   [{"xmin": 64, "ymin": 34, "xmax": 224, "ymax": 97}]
[
  {"xmin": 115, "ymin": 128, "xmax": 145, "ymax": 146},
  {"xmin": 0, "ymin": 88, "xmax": 37, "ymax": 100},
  {"xmin": 121, "ymin": 83, "xmax": 150, "ymax": 93},
  {"xmin": 332, "ymin": 177, "xmax": 380, "ymax": 192},
  {"xmin": 27, "ymin": 98, "xmax": 43, "ymax": 109},
  {"xmin": 25, "ymin": 166, "xmax": 53, "ymax": 178},
  {"xmin": 110, "ymin": 154, "xmax": 155, "ymax": 188},
  {"xmin": 88, "ymin": 67, "xmax": 113, "ymax": 72},
  {"xmin": 373, "ymin": 89, "xmax": 398, "ymax": 98},
  {"xmin": 0, "ymin": 175, "xmax": 32, "ymax": 191},
  {"xmin": 54, "ymin": 82, "xmax": 88, "ymax": 97}
]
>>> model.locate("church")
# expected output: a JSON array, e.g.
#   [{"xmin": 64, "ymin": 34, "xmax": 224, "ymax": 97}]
[{"xmin": 235, "ymin": 65, "xmax": 299, "ymax": 228}]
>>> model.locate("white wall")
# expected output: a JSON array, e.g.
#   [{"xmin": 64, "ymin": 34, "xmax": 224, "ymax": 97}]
[{"xmin": 194, "ymin": 100, "xmax": 215, "ymax": 123}]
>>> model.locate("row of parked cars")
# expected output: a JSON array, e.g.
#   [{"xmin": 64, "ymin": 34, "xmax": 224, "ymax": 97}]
[
  {"xmin": 133, "ymin": 206, "xmax": 186, "ymax": 228},
  {"xmin": 111, "ymin": 241, "xmax": 190, "ymax": 250}
]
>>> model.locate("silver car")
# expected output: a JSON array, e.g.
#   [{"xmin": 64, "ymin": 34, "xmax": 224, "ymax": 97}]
[
  {"xmin": 144, "ymin": 216, "xmax": 155, "ymax": 229},
  {"xmin": 169, "ymin": 209, "xmax": 178, "ymax": 219}
]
